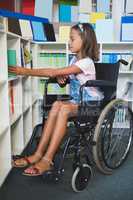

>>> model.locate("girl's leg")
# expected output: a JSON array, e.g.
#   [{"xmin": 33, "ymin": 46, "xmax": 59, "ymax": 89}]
[
  {"xmin": 13, "ymin": 101, "xmax": 63, "ymax": 167},
  {"xmin": 35, "ymin": 101, "xmax": 64, "ymax": 155},
  {"xmin": 24, "ymin": 102, "xmax": 78, "ymax": 175}
]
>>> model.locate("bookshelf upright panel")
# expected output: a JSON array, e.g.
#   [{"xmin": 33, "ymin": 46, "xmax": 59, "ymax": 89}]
[{"xmin": 0, "ymin": 31, "xmax": 11, "ymax": 186}]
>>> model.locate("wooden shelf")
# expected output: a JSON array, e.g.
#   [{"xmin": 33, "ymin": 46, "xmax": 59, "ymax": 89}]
[
  {"xmin": 119, "ymin": 71, "xmax": 133, "ymax": 74},
  {"xmin": 7, "ymin": 31, "xmax": 21, "ymax": 39}
]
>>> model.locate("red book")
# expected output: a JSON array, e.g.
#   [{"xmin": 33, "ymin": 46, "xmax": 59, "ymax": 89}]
[
  {"xmin": 22, "ymin": 0, "xmax": 35, "ymax": 15},
  {"xmin": 0, "ymin": 0, "xmax": 15, "ymax": 11},
  {"xmin": 9, "ymin": 81, "xmax": 14, "ymax": 114}
]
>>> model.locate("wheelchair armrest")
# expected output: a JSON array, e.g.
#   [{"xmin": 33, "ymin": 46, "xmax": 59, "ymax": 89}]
[
  {"xmin": 45, "ymin": 77, "xmax": 70, "ymax": 88},
  {"xmin": 83, "ymin": 80, "xmax": 115, "ymax": 87},
  {"xmin": 55, "ymin": 94, "xmax": 72, "ymax": 101}
]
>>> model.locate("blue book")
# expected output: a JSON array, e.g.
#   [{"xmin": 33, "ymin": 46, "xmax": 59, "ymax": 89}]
[
  {"xmin": 102, "ymin": 53, "xmax": 110, "ymax": 63},
  {"xmin": 121, "ymin": 16, "xmax": 133, "ymax": 41},
  {"xmin": 59, "ymin": 4, "xmax": 71, "ymax": 22},
  {"xmin": 31, "ymin": 21, "xmax": 47, "ymax": 41},
  {"xmin": 109, "ymin": 53, "xmax": 117, "ymax": 63}
]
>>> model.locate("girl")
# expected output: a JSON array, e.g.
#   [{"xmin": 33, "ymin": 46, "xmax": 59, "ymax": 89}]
[{"xmin": 9, "ymin": 23, "xmax": 103, "ymax": 176}]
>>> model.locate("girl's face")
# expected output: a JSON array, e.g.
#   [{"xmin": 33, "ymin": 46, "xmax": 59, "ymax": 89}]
[{"xmin": 69, "ymin": 29, "xmax": 83, "ymax": 54}]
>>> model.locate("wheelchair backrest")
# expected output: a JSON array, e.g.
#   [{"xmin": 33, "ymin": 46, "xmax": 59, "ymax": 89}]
[{"xmin": 94, "ymin": 62, "xmax": 120, "ymax": 101}]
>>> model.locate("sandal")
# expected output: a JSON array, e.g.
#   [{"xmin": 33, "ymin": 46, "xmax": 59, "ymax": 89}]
[
  {"xmin": 23, "ymin": 157, "xmax": 54, "ymax": 176},
  {"xmin": 12, "ymin": 152, "xmax": 42, "ymax": 168}
]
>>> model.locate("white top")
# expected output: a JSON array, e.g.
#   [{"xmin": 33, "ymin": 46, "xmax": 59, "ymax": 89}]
[{"xmin": 69, "ymin": 56, "xmax": 104, "ymax": 100}]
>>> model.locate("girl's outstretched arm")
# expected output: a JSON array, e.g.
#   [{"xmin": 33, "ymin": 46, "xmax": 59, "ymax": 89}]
[{"xmin": 8, "ymin": 65, "xmax": 82, "ymax": 77}]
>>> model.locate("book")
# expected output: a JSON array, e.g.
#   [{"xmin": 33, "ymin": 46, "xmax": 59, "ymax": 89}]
[
  {"xmin": 8, "ymin": 81, "xmax": 14, "ymax": 115},
  {"xmin": 8, "ymin": 49, "xmax": 17, "ymax": 77},
  {"xmin": 0, "ymin": 16, "xmax": 4, "ymax": 30},
  {"xmin": 96, "ymin": 19, "xmax": 114, "ymax": 42},
  {"xmin": 22, "ymin": 0, "xmax": 35, "ymax": 15},
  {"xmin": 90, "ymin": 12, "xmax": 105, "ymax": 24},
  {"xmin": 8, "ymin": 17, "xmax": 22, "ymax": 36},
  {"xmin": 121, "ymin": 16, "xmax": 133, "ymax": 41},
  {"xmin": 19, "ymin": 19, "xmax": 33, "ymax": 40},
  {"xmin": 59, "ymin": 4, "xmax": 71, "ymax": 22},
  {"xmin": 24, "ymin": 48, "xmax": 32, "ymax": 65},
  {"xmin": 79, "ymin": 13, "xmax": 90, "ymax": 23},
  {"xmin": 59, "ymin": 25, "xmax": 71, "ymax": 42},
  {"xmin": 126, "ymin": 0, "xmax": 133, "ymax": 14},
  {"xmin": 96, "ymin": 0, "xmax": 110, "ymax": 13},
  {"xmin": 43, "ymin": 23, "xmax": 56, "ymax": 41},
  {"xmin": 59, "ymin": 0, "xmax": 78, "ymax": 6},
  {"xmin": 71, "ymin": 6, "xmax": 78, "ymax": 22},
  {"xmin": 31, "ymin": 21, "xmax": 46, "ymax": 41},
  {"xmin": 79, "ymin": 0, "xmax": 92, "ymax": 13},
  {"xmin": 35, "ymin": 0, "xmax": 53, "ymax": 22}
]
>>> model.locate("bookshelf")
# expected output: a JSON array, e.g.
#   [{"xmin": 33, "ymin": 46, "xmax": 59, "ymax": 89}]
[
  {"xmin": 0, "ymin": 24, "xmax": 11, "ymax": 186},
  {"xmin": 0, "ymin": 18, "xmax": 39, "ymax": 186}
]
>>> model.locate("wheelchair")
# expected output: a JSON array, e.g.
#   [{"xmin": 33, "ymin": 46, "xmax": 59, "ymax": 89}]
[{"xmin": 22, "ymin": 59, "xmax": 133, "ymax": 192}]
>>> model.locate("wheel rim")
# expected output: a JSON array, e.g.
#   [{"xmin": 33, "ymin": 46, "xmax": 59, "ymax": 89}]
[{"xmin": 100, "ymin": 101, "xmax": 133, "ymax": 169}]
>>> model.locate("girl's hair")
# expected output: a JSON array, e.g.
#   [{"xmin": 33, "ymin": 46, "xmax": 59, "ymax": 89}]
[{"xmin": 71, "ymin": 23, "xmax": 99, "ymax": 61}]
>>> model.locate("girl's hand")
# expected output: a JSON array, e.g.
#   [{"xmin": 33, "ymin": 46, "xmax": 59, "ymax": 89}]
[
  {"xmin": 57, "ymin": 76, "xmax": 68, "ymax": 85},
  {"xmin": 8, "ymin": 66, "xmax": 27, "ymax": 75}
]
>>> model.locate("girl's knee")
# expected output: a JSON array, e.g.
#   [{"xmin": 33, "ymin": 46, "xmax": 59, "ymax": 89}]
[
  {"xmin": 51, "ymin": 101, "xmax": 63, "ymax": 112},
  {"xmin": 60, "ymin": 104, "xmax": 71, "ymax": 116}
]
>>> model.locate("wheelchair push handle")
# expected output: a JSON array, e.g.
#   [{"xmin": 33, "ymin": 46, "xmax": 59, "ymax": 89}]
[{"xmin": 118, "ymin": 59, "xmax": 128, "ymax": 65}]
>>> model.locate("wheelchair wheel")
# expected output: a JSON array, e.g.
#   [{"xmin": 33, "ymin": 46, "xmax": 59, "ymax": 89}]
[
  {"xmin": 92, "ymin": 99, "xmax": 133, "ymax": 174},
  {"xmin": 71, "ymin": 164, "xmax": 92, "ymax": 192}
]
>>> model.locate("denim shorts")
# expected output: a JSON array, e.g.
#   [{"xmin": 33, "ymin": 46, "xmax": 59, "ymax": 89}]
[{"xmin": 69, "ymin": 78, "xmax": 99, "ymax": 104}]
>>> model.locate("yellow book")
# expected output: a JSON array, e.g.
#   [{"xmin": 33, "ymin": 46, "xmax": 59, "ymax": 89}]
[
  {"xmin": 90, "ymin": 12, "xmax": 105, "ymax": 24},
  {"xmin": 59, "ymin": 26, "xmax": 71, "ymax": 42}
]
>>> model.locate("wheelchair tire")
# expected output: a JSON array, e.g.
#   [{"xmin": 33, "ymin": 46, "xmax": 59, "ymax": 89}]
[
  {"xmin": 71, "ymin": 164, "xmax": 92, "ymax": 192},
  {"xmin": 92, "ymin": 99, "xmax": 133, "ymax": 174}
]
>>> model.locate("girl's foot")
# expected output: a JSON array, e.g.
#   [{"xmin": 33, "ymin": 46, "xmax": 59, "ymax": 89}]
[
  {"xmin": 12, "ymin": 152, "xmax": 42, "ymax": 168},
  {"xmin": 23, "ymin": 157, "xmax": 53, "ymax": 176}
]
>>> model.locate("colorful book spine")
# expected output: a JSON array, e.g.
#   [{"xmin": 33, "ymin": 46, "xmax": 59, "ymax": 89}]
[
  {"xmin": 22, "ymin": 0, "xmax": 35, "ymax": 15},
  {"xmin": 8, "ymin": 49, "xmax": 17, "ymax": 77},
  {"xmin": 9, "ymin": 81, "xmax": 14, "ymax": 115},
  {"xmin": 59, "ymin": 4, "xmax": 71, "ymax": 22}
]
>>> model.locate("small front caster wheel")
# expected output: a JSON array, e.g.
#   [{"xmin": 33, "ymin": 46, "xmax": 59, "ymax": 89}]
[{"xmin": 71, "ymin": 164, "xmax": 93, "ymax": 192}]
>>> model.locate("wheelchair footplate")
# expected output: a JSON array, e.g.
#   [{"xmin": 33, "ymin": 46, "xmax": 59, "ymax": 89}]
[{"xmin": 42, "ymin": 165, "xmax": 64, "ymax": 183}]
